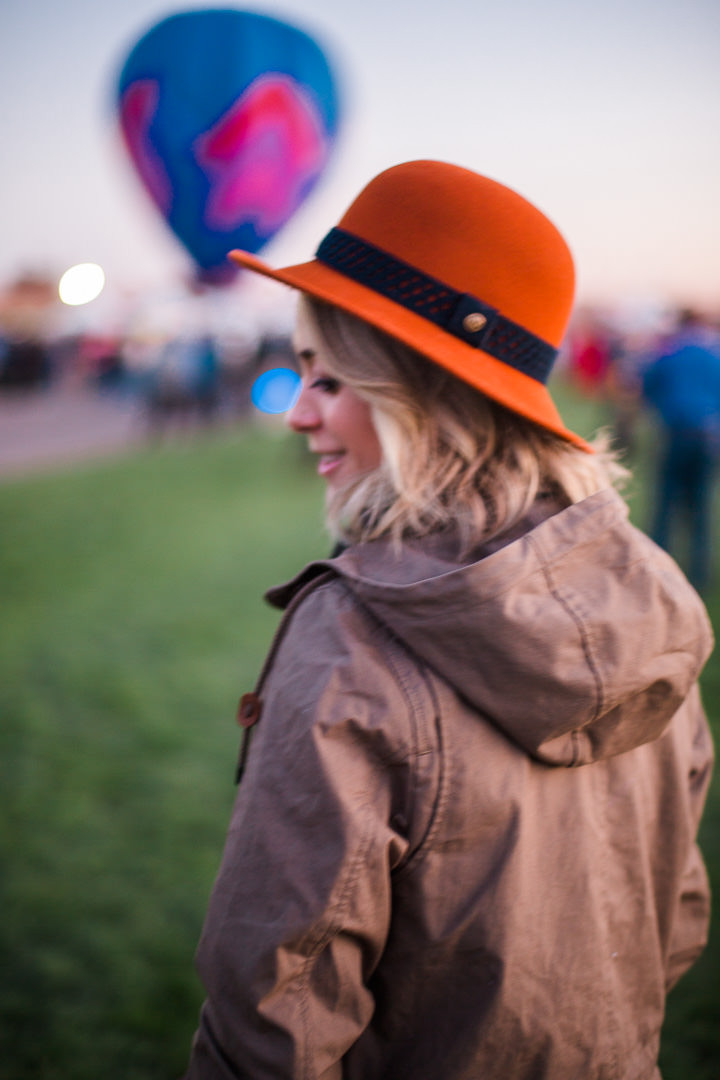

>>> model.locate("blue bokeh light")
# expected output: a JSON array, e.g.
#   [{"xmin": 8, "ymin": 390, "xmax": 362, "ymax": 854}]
[{"xmin": 251, "ymin": 367, "xmax": 302, "ymax": 414}]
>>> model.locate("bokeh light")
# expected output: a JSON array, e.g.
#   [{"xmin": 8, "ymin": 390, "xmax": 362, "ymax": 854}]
[
  {"xmin": 58, "ymin": 263, "xmax": 106, "ymax": 306},
  {"xmin": 251, "ymin": 368, "xmax": 302, "ymax": 414}
]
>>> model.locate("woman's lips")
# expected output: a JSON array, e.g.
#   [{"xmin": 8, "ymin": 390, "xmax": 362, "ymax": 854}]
[{"xmin": 316, "ymin": 452, "xmax": 345, "ymax": 477}]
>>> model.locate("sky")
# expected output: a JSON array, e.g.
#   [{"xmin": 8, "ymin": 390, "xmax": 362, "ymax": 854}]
[{"xmin": 0, "ymin": 0, "xmax": 719, "ymax": 333}]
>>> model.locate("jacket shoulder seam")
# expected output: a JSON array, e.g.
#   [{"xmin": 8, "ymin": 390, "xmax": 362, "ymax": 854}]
[
  {"xmin": 328, "ymin": 579, "xmax": 443, "ymax": 866},
  {"xmin": 528, "ymin": 534, "xmax": 606, "ymax": 748}
]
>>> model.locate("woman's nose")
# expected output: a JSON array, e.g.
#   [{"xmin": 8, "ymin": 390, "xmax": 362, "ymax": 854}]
[{"xmin": 286, "ymin": 385, "xmax": 320, "ymax": 432}]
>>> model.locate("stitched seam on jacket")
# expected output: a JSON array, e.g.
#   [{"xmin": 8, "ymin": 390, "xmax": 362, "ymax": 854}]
[
  {"xmin": 533, "ymin": 543, "xmax": 624, "ymax": 1074},
  {"xmin": 333, "ymin": 582, "xmax": 445, "ymax": 870},
  {"xmin": 530, "ymin": 535, "xmax": 606, "ymax": 757},
  {"xmin": 296, "ymin": 809, "xmax": 380, "ymax": 1080},
  {"xmin": 379, "ymin": 641, "xmax": 441, "ymax": 869},
  {"xmin": 264, "ymin": 578, "xmax": 436, "ymax": 1075},
  {"xmin": 335, "ymin": 581, "xmax": 435, "ymax": 753},
  {"xmin": 343, "ymin": 584, "xmax": 448, "ymax": 873},
  {"xmin": 390, "ymin": 666, "xmax": 449, "ymax": 876}
]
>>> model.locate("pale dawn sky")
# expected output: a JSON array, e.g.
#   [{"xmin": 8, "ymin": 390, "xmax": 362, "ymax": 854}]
[{"xmin": 1, "ymin": 0, "xmax": 718, "ymax": 324}]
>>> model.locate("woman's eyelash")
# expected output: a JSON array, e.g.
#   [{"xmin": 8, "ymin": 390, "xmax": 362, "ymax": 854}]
[{"xmin": 310, "ymin": 376, "xmax": 340, "ymax": 393}]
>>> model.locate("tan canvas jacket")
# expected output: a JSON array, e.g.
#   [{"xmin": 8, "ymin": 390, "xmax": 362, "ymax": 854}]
[{"xmin": 185, "ymin": 489, "xmax": 714, "ymax": 1080}]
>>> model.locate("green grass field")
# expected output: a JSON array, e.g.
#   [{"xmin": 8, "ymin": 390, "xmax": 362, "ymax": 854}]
[{"xmin": 1, "ymin": 389, "xmax": 718, "ymax": 1079}]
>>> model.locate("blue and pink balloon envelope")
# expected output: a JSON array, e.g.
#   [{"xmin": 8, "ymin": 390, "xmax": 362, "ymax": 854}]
[{"xmin": 116, "ymin": 8, "xmax": 340, "ymax": 412}]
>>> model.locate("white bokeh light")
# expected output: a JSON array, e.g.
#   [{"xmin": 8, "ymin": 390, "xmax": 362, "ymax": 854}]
[{"xmin": 58, "ymin": 263, "xmax": 106, "ymax": 306}]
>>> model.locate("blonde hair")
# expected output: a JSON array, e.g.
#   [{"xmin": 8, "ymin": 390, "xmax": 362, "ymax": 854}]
[{"xmin": 298, "ymin": 295, "xmax": 628, "ymax": 551}]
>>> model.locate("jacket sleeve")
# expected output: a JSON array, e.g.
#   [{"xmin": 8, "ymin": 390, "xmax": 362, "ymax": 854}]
[
  {"xmin": 665, "ymin": 685, "xmax": 714, "ymax": 991},
  {"xmin": 184, "ymin": 582, "xmax": 436, "ymax": 1080}
]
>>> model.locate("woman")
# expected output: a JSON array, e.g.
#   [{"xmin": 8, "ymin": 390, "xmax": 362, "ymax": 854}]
[{"xmin": 185, "ymin": 162, "xmax": 713, "ymax": 1079}]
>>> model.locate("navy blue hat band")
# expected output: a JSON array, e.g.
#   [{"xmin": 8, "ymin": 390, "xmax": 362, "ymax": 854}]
[{"xmin": 315, "ymin": 227, "xmax": 557, "ymax": 385}]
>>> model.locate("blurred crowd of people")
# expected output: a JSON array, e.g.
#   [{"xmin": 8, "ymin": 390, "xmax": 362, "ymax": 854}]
[
  {"xmin": 0, "ymin": 272, "xmax": 296, "ymax": 435},
  {"xmin": 2, "ymin": 272, "xmax": 720, "ymax": 591},
  {"xmin": 564, "ymin": 304, "xmax": 720, "ymax": 592}
]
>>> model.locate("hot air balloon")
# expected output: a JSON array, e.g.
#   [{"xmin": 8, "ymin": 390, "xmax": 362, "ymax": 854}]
[{"xmin": 116, "ymin": 9, "xmax": 342, "ymax": 284}]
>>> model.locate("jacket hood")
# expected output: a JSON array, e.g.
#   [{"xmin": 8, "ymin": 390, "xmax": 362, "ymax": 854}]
[{"xmin": 267, "ymin": 489, "xmax": 713, "ymax": 767}]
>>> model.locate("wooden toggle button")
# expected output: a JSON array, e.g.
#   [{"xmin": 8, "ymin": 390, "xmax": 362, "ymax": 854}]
[{"xmin": 237, "ymin": 692, "xmax": 262, "ymax": 728}]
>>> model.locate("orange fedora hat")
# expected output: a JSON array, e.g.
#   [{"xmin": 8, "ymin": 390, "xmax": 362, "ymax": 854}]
[{"xmin": 229, "ymin": 160, "xmax": 590, "ymax": 450}]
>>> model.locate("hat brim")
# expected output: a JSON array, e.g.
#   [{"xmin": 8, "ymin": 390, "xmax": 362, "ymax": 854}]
[{"xmin": 229, "ymin": 249, "xmax": 592, "ymax": 452}]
